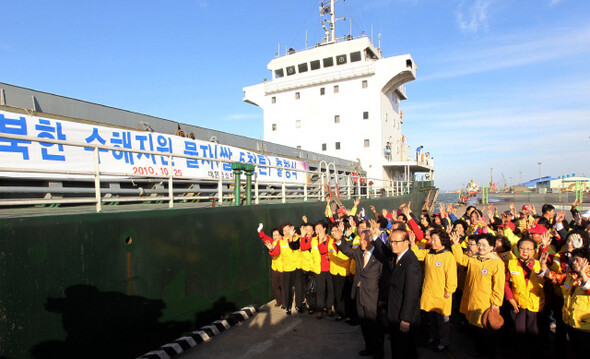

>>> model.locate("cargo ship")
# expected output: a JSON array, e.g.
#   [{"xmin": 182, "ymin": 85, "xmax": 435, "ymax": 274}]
[{"xmin": 0, "ymin": 1, "xmax": 433, "ymax": 358}]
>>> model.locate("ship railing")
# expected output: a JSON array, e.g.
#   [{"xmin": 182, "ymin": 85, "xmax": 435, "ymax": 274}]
[
  {"xmin": 0, "ymin": 133, "xmax": 417, "ymax": 212},
  {"xmin": 265, "ymin": 63, "xmax": 375, "ymax": 94},
  {"xmin": 274, "ymin": 34, "xmax": 370, "ymax": 59}
]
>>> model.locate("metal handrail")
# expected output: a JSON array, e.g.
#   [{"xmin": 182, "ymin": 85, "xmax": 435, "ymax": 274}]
[{"xmin": 0, "ymin": 133, "xmax": 417, "ymax": 211}]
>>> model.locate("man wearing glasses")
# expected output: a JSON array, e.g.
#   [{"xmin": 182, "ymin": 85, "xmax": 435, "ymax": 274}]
[{"xmin": 374, "ymin": 226, "xmax": 423, "ymax": 359}]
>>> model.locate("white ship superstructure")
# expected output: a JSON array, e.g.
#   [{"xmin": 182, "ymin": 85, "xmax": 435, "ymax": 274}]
[{"xmin": 243, "ymin": 0, "xmax": 434, "ymax": 187}]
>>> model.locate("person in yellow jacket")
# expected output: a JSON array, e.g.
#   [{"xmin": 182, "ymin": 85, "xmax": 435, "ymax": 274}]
[
  {"xmin": 257, "ymin": 223, "xmax": 284, "ymax": 308},
  {"xmin": 411, "ymin": 228, "xmax": 457, "ymax": 352},
  {"xmin": 298, "ymin": 218, "xmax": 317, "ymax": 314},
  {"xmin": 451, "ymin": 232, "xmax": 505, "ymax": 359},
  {"xmin": 540, "ymin": 246, "xmax": 590, "ymax": 359},
  {"xmin": 505, "ymin": 237, "xmax": 546, "ymax": 355},
  {"xmin": 330, "ymin": 222, "xmax": 352, "ymax": 321},
  {"xmin": 280, "ymin": 223, "xmax": 303, "ymax": 315},
  {"xmin": 311, "ymin": 221, "xmax": 333, "ymax": 319}
]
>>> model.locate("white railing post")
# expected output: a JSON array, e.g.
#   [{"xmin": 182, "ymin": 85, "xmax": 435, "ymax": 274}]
[
  {"xmin": 347, "ymin": 175, "xmax": 351, "ymax": 199},
  {"xmin": 218, "ymin": 172, "xmax": 223, "ymax": 205},
  {"xmin": 94, "ymin": 147, "xmax": 102, "ymax": 213},
  {"xmin": 321, "ymin": 174, "xmax": 325, "ymax": 199},
  {"xmin": 255, "ymin": 166, "xmax": 260, "ymax": 205},
  {"xmin": 282, "ymin": 178, "xmax": 286, "ymax": 203},
  {"xmin": 304, "ymin": 168, "xmax": 308, "ymax": 202},
  {"xmin": 168, "ymin": 155, "xmax": 174, "ymax": 209}
]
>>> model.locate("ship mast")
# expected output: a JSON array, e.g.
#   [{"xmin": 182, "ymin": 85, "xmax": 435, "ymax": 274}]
[{"xmin": 320, "ymin": 0, "xmax": 345, "ymax": 44}]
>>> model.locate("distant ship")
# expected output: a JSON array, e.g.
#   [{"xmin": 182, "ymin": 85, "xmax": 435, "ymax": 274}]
[{"xmin": 243, "ymin": 0, "xmax": 434, "ymax": 192}]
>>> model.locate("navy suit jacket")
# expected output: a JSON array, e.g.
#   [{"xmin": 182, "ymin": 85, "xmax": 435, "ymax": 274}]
[{"xmin": 374, "ymin": 240, "xmax": 423, "ymax": 325}]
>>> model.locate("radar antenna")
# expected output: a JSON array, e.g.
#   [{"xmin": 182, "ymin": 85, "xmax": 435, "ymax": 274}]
[{"xmin": 320, "ymin": 0, "xmax": 345, "ymax": 44}]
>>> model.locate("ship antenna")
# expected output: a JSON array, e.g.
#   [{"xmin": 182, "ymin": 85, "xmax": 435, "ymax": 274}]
[{"xmin": 320, "ymin": 0, "xmax": 345, "ymax": 44}]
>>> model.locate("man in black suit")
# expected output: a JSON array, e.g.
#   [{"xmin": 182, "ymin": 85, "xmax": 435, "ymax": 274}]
[
  {"xmin": 374, "ymin": 227, "xmax": 422, "ymax": 359},
  {"xmin": 333, "ymin": 222, "xmax": 385, "ymax": 359}
]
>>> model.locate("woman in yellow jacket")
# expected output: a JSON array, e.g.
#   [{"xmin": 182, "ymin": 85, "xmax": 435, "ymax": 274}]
[
  {"xmin": 329, "ymin": 222, "xmax": 352, "ymax": 321},
  {"xmin": 280, "ymin": 223, "xmax": 303, "ymax": 315},
  {"xmin": 257, "ymin": 223, "xmax": 284, "ymax": 308},
  {"xmin": 505, "ymin": 237, "xmax": 545, "ymax": 355},
  {"xmin": 311, "ymin": 221, "xmax": 333, "ymax": 319},
  {"xmin": 540, "ymin": 246, "xmax": 590, "ymax": 359},
  {"xmin": 451, "ymin": 232, "xmax": 505, "ymax": 358},
  {"xmin": 411, "ymin": 228, "xmax": 457, "ymax": 352}
]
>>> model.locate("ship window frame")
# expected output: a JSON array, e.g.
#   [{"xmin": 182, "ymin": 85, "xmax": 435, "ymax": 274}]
[
  {"xmin": 323, "ymin": 57, "xmax": 334, "ymax": 67},
  {"xmin": 272, "ymin": 123, "xmax": 277, "ymax": 131},
  {"xmin": 336, "ymin": 54, "xmax": 347, "ymax": 65},
  {"xmin": 364, "ymin": 139, "xmax": 370, "ymax": 147},
  {"xmin": 334, "ymin": 114, "xmax": 340, "ymax": 123},
  {"xmin": 363, "ymin": 111, "xmax": 369, "ymax": 120},
  {"xmin": 271, "ymin": 96, "xmax": 276, "ymax": 104},
  {"xmin": 362, "ymin": 80, "xmax": 368, "ymax": 88},
  {"xmin": 275, "ymin": 69, "xmax": 284, "ymax": 78},
  {"xmin": 320, "ymin": 87, "xmax": 325, "ymax": 96},
  {"xmin": 298, "ymin": 63, "xmax": 308, "ymax": 73},
  {"xmin": 350, "ymin": 51, "xmax": 361, "ymax": 62},
  {"xmin": 335, "ymin": 142, "xmax": 341, "ymax": 150},
  {"xmin": 333, "ymin": 85, "xmax": 339, "ymax": 93},
  {"xmin": 286, "ymin": 66, "xmax": 296, "ymax": 76},
  {"xmin": 310, "ymin": 60, "xmax": 321, "ymax": 70},
  {"xmin": 322, "ymin": 143, "xmax": 327, "ymax": 151},
  {"xmin": 295, "ymin": 92, "xmax": 300, "ymax": 100}
]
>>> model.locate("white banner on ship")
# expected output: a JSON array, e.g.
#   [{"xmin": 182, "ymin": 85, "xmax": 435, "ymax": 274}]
[{"xmin": 0, "ymin": 109, "xmax": 307, "ymax": 183}]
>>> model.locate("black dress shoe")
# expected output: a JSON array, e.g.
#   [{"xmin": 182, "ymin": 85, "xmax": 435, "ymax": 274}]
[
  {"xmin": 358, "ymin": 349, "xmax": 372, "ymax": 356},
  {"xmin": 297, "ymin": 307, "xmax": 304, "ymax": 314},
  {"xmin": 286, "ymin": 310, "xmax": 291, "ymax": 315},
  {"xmin": 434, "ymin": 345, "xmax": 449, "ymax": 352},
  {"xmin": 274, "ymin": 303, "xmax": 280, "ymax": 307}
]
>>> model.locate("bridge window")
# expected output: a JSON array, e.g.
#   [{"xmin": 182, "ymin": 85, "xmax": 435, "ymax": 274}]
[
  {"xmin": 298, "ymin": 63, "xmax": 308, "ymax": 73},
  {"xmin": 275, "ymin": 69, "xmax": 284, "ymax": 78},
  {"xmin": 310, "ymin": 60, "xmax": 321, "ymax": 70},
  {"xmin": 323, "ymin": 57, "xmax": 334, "ymax": 67},
  {"xmin": 286, "ymin": 66, "xmax": 296, "ymax": 76},
  {"xmin": 336, "ymin": 54, "xmax": 347, "ymax": 65},
  {"xmin": 350, "ymin": 51, "xmax": 361, "ymax": 62}
]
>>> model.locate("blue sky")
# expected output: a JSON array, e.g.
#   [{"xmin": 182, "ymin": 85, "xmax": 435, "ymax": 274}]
[{"xmin": 1, "ymin": 0, "xmax": 589, "ymax": 191}]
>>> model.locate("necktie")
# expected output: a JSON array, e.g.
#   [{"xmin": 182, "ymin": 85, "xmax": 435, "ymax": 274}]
[{"xmin": 363, "ymin": 251, "xmax": 370, "ymax": 268}]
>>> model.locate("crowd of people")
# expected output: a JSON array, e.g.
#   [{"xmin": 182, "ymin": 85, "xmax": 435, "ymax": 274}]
[{"xmin": 256, "ymin": 198, "xmax": 590, "ymax": 359}]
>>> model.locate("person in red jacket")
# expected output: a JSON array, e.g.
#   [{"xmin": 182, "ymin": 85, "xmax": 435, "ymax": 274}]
[
  {"xmin": 313, "ymin": 221, "xmax": 334, "ymax": 319},
  {"xmin": 257, "ymin": 223, "xmax": 284, "ymax": 308}
]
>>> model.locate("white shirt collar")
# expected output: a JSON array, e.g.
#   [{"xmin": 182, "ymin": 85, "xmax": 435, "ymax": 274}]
[{"xmin": 396, "ymin": 247, "xmax": 409, "ymax": 262}]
